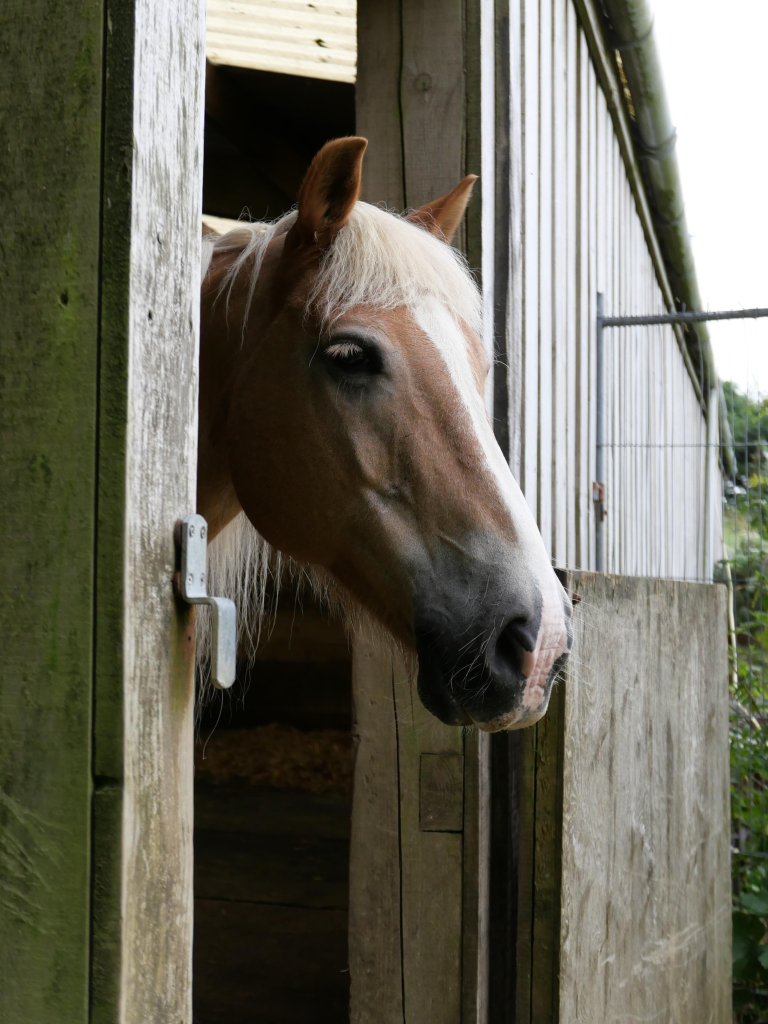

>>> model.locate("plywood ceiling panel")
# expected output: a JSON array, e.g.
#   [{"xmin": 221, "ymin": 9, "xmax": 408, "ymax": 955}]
[{"xmin": 206, "ymin": 0, "xmax": 356, "ymax": 83}]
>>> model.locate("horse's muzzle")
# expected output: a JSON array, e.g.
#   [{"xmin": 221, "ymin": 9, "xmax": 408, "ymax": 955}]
[{"xmin": 413, "ymin": 577, "xmax": 572, "ymax": 730}]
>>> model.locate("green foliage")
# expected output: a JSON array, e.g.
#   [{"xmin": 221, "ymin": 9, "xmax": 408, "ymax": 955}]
[
  {"xmin": 733, "ymin": 895, "xmax": 768, "ymax": 1021},
  {"xmin": 723, "ymin": 381, "xmax": 768, "ymax": 481},
  {"xmin": 724, "ymin": 382, "xmax": 768, "ymax": 1022}
]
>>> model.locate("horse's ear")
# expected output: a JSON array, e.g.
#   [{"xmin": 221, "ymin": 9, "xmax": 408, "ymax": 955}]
[
  {"xmin": 290, "ymin": 137, "xmax": 368, "ymax": 249},
  {"xmin": 406, "ymin": 175, "xmax": 478, "ymax": 243}
]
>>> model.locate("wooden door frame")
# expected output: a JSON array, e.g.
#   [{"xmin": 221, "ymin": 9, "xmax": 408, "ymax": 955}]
[
  {"xmin": 351, "ymin": 1, "xmax": 505, "ymax": 1020},
  {"xmin": 1, "ymin": 1, "xmax": 205, "ymax": 1020}
]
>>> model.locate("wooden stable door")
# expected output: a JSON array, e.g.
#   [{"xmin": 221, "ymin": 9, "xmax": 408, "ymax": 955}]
[
  {"xmin": 348, "ymin": 576, "xmax": 731, "ymax": 1024},
  {"xmin": 349, "ymin": 647, "xmax": 489, "ymax": 1023},
  {"xmin": 1, "ymin": 1, "xmax": 204, "ymax": 1021},
  {"xmin": 513, "ymin": 573, "xmax": 731, "ymax": 1024}
]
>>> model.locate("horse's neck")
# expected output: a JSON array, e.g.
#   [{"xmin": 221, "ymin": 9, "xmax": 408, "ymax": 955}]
[{"xmin": 196, "ymin": 288, "xmax": 250, "ymax": 541}]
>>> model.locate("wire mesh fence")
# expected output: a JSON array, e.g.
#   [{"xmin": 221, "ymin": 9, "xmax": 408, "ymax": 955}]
[{"xmin": 720, "ymin": 341, "xmax": 768, "ymax": 1022}]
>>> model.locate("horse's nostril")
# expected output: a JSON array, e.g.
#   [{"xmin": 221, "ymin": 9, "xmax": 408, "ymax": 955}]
[{"xmin": 498, "ymin": 615, "xmax": 539, "ymax": 657}]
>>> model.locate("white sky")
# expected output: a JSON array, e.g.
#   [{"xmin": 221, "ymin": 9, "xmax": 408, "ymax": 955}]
[{"xmin": 653, "ymin": 0, "xmax": 768, "ymax": 395}]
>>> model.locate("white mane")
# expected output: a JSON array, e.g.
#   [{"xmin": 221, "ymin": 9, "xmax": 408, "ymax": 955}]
[
  {"xmin": 199, "ymin": 202, "xmax": 482, "ymax": 677},
  {"xmin": 203, "ymin": 201, "xmax": 482, "ymax": 330}
]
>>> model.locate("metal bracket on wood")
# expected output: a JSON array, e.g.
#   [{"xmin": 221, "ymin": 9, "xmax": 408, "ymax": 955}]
[
  {"xmin": 592, "ymin": 482, "xmax": 607, "ymax": 522},
  {"xmin": 175, "ymin": 513, "xmax": 236, "ymax": 689}
]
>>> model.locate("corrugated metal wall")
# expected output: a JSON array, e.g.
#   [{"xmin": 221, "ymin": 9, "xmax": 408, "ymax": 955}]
[{"xmin": 509, "ymin": 0, "xmax": 715, "ymax": 582}]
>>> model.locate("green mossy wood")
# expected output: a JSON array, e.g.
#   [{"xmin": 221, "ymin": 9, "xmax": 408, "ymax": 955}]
[
  {"xmin": 0, "ymin": 1, "xmax": 103, "ymax": 1019},
  {"xmin": 0, "ymin": 1, "xmax": 204, "ymax": 1021}
]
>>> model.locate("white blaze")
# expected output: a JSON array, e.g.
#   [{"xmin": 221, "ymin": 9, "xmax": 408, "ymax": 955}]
[{"xmin": 412, "ymin": 298, "xmax": 570, "ymax": 725}]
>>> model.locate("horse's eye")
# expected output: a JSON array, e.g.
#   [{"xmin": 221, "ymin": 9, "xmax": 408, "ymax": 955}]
[{"xmin": 323, "ymin": 338, "xmax": 379, "ymax": 374}]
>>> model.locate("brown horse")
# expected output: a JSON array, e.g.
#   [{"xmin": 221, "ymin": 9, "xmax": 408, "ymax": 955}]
[{"xmin": 198, "ymin": 137, "xmax": 571, "ymax": 731}]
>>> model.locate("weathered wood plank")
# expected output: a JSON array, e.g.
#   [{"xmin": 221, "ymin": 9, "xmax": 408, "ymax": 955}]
[
  {"xmin": 462, "ymin": 726, "xmax": 491, "ymax": 1024},
  {"xmin": 537, "ymin": 0, "xmax": 554, "ymax": 554},
  {"xmin": 356, "ymin": 0, "xmax": 404, "ymax": 207},
  {"xmin": 506, "ymin": 0, "xmax": 524, "ymax": 483},
  {"xmin": 396, "ymin": 659, "xmax": 464, "ymax": 1024},
  {"xmin": 0, "ymin": 1, "xmax": 103, "ymax": 1018},
  {"xmin": 552, "ymin": 0, "xmax": 568, "ymax": 566},
  {"xmin": 521, "ymin": 0, "xmax": 540, "ymax": 519},
  {"xmin": 348, "ymin": 642, "xmax": 404, "ymax": 1023},
  {"xmin": 558, "ymin": 574, "xmax": 730, "ymax": 1022},
  {"xmin": 400, "ymin": 0, "xmax": 465, "ymax": 210},
  {"xmin": 529, "ymin": 680, "xmax": 564, "ymax": 1024},
  {"xmin": 91, "ymin": 0, "xmax": 205, "ymax": 1020},
  {"xmin": 565, "ymin": 0, "xmax": 578, "ymax": 571},
  {"xmin": 354, "ymin": 5, "xmax": 493, "ymax": 1019},
  {"xmin": 2, "ymin": 0, "xmax": 204, "ymax": 1019},
  {"xmin": 420, "ymin": 753, "xmax": 464, "ymax": 832}
]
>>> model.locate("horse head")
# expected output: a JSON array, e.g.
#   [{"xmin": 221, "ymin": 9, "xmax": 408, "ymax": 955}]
[{"xmin": 199, "ymin": 137, "xmax": 571, "ymax": 730}]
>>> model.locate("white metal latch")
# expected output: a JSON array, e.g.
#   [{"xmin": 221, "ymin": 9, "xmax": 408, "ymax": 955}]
[{"xmin": 175, "ymin": 514, "xmax": 236, "ymax": 689}]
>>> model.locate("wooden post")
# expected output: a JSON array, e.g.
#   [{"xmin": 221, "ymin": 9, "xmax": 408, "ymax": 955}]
[
  {"xmin": 517, "ymin": 573, "xmax": 731, "ymax": 1023},
  {"xmin": 352, "ymin": 1, "xmax": 496, "ymax": 1020},
  {"xmin": 0, "ymin": 1, "xmax": 204, "ymax": 1021}
]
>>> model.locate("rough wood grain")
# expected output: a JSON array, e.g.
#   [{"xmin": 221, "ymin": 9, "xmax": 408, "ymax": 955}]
[
  {"xmin": 348, "ymin": 641, "xmax": 404, "ymax": 1024},
  {"xmin": 0, "ymin": 1, "xmax": 103, "ymax": 1019},
  {"xmin": 91, "ymin": 0, "xmax": 205, "ymax": 1020},
  {"xmin": 353, "ymin": 4, "xmax": 492, "ymax": 1020},
  {"xmin": 557, "ymin": 574, "xmax": 729, "ymax": 1022},
  {"xmin": 521, "ymin": 0, "xmax": 540, "ymax": 520},
  {"xmin": 400, "ymin": 0, "xmax": 465, "ymax": 210},
  {"xmin": 420, "ymin": 754, "xmax": 464, "ymax": 832},
  {"xmin": 2, "ymin": 0, "xmax": 203, "ymax": 1019},
  {"xmin": 461, "ymin": 725, "xmax": 491, "ymax": 1024},
  {"xmin": 395, "ymin": 659, "xmax": 464, "ymax": 1024},
  {"xmin": 355, "ymin": 0, "xmax": 404, "ymax": 207},
  {"xmin": 529, "ymin": 681, "xmax": 564, "ymax": 1024}
]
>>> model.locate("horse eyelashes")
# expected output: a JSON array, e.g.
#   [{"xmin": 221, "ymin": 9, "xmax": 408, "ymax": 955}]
[{"xmin": 325, "ymin": 341, "xmax": 364, "ymax": 361}]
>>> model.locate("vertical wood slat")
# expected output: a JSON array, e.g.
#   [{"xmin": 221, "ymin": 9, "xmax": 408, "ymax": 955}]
[
  {"xmin": 397, "ymin": 667, "xmax": 464, "ymax": 1024},
  {"xmin": 506, "ymin": 0, "xmax": 524, "ymax": 482},
  {"xmin": 348, "ymin": 644, "xmax": 404, "ymax": 1024},
  {"xmin": 537, "ymin": 0, "xmax": 554, "ymax": 554},
  {"xmin": 521, "ymin": 0, "xmax": 540, "ymax": 519},
  {"xmin": 0, "ymin": 2, "xmax": 103, "ymax": 1018},
  {"xmin": 95, "ymin": 1, "xmax": 205, "ymax": 1020},
  {"xmin": 514, "ymin": 0, "xmax": 542, "ymax": 1016},
  {"xmin": 400, "ymin": 0, "xmax": 465, "ymax": 211},
  {"xmin": 356, "ymin": 0, "xmax": 404, "ymax": 207},
  {"xmin": 353, "ymin": 2, "xmax": 493, "ymax": 1020},
  {"xmin": 552, "ymin": 0, "xmax": 568, "ymax": 567},
  {"xmin": 1, "ymin": 2, "xmax": 203, "ymax": 1022},
  {"xmin": 565, "ymin": 1, "xmax": 578, "ymax": 571}
]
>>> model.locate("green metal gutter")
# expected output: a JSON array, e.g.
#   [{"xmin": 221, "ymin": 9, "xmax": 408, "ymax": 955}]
[{"xmin": 600, "ymin": 0, "xmax": 718, "ymax": 401}]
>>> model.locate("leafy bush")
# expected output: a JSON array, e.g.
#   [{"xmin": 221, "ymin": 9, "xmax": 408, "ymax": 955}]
[{"xmin": 723, "ymin": 382, "xmax": 768, "ymax": 1021}]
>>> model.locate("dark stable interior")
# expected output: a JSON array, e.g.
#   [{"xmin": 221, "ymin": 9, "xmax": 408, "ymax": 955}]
[
  {"xmin": 203, "ymin": 62, "xmax": 355, "ymax": 221},
  {"xmin": 195, "ymin": 64, "xmax": 356, "ymax": 1024},
  {"xmin": 193, "ymin": 593, "xmax": 353, "ymax": 1024}
]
